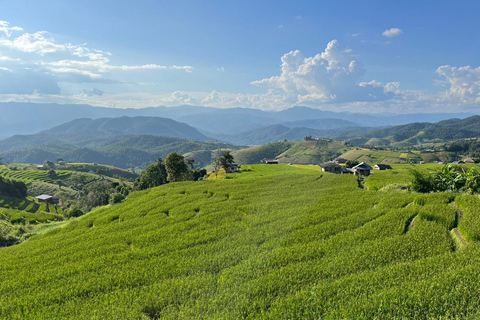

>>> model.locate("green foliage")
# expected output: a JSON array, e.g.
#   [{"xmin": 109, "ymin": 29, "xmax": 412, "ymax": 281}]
[
  {"xmin": 0, "ymin": 176, "xmax": 27, "ymax": 198},
  {"xmin": 409, "ymin": 167, "xmax": 434, "ymax": 192},
  {"xmin": 63, "ymin": 206, "xmax": 84, "ymax": 218},
  {"xmin": 78, "ymin": 180, "xmax": 114, "ymax": 212},
  {"xmin": 165, "ymin": 152, "xmax": 190, "ymax": 182},
  {"xmin": 44, "ymin": 160, "xmax": 55, "ymax": 168},
  {"xmin": 217, "ymin": 151, "xmax": 234, "ymax": 171},
  {"xmin": 109, "ymin": 192, "xmax": 125, "ymax": 205},
  {"xmin": 410, "ymin": 164, "xmax": 480, "ymax": 193},
  {"xmin": 134, "ymin": 158, "xmax": 167, "ymax": 191},
  {"xmin": 193, "ymin": 168, "xmax": 207, "ymax": 181},
  {"xmin": 345, "ymin": 160, "xmax": 359, "ymax": 168}
]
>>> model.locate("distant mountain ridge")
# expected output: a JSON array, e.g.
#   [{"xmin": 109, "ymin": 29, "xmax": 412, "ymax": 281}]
[
  {"xmin": 41, "ymin": 116, "xmax": 210, "ymax": 141},
  {"xmin": 0, "ymin": 102, "xmax": 476, "ymax": 139},
  {"xmin": 344, "ymin": 115, "xmax": 480, "ymax": 147}
]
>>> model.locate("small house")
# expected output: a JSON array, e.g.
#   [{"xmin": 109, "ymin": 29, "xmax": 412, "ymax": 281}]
[
  {"xmin": 37, "ymin": 165, "xmax": 47, "ymax": 170},
  {"xmin": 374, "ymin": 164, "xmax": 393, "ymax": 170},
  {"xmin": 226, "ymin": 164, "xmax": 240, "ymax": 173},
  {"xmin": 261, "ymin": 158, "xmax": 279, "ymax": 164},
  {"xmin": 465, "ymin": 159, "xmax": 475, "ymax": 164},
  {"xmin": 352, "ymin": 162, "xmax": 373, "ymax": 176},
  {"xmin": 35, "ymin": 194, "xmax": 60, "ymax": 205},
  {"xmin": 319, "ymin": 161, "xmax": 342, "ymax": 174}
]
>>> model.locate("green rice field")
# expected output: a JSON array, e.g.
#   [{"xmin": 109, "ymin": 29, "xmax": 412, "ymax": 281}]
[{"xmin": 0, "ymin": 164, "xmax": 479, "ymax": 318}]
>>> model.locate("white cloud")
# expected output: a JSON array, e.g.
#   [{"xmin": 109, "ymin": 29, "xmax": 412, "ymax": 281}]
[
  {"xmin": 359, "ymin": 79, "xmax": 383, "ymax": 87},
  {"xmin": 0, "ymin": 21, "xmax": 23, "ymax": 37},
  {"xmin": 382, "ymin": 28, "xmax": 403, "ymax": 38},
  {"xmin": 436, "ymin": 65, "xmax": 480, "ymax": 103},
  {"xmin": 0, "ymin": 20, "xmax": 195, "ymax": 94},
  {"xmin": 251, "ymin": 40, "xmax": 393, "ymax": 104}
]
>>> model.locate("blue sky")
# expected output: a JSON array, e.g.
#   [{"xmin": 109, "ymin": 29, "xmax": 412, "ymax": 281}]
[{"xmin": 0, "ymin": 0, "xmax": 479, "ymax": 113}]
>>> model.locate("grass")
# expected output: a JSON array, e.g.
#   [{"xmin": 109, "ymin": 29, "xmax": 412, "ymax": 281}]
[{"xmin": 0, "ymin": 164, "xmax": 479, "ymax": 318}]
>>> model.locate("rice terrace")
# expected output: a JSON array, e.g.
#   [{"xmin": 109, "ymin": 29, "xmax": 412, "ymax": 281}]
[
  {"xmin": 2, "ymin": 1, "xmax": 480, "ymax": 319},
  {"xmin": 0, "ymin": 163, "xmax": 480, "ymax": 318}
]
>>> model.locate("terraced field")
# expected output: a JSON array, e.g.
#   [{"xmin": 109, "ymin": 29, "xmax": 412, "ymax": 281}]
[
  {"xmin": 0, "ymin": 168, "xmax": 70, "ymax": 184},
  {"xmin": 0, "ymin": 164, "xmax": 480, "ymax": 318},
  {"xmin": 341, "ymin": 148, "xmax": 424, "ymax": 164}
]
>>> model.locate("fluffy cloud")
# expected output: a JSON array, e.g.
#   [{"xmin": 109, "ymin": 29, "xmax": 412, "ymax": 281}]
[
  {"xmin": 0, "ymin": 20, "xmax": 194, "ymax": 94},
  {"xmin": 382, "ymin": 28, "xmax": 403, "ymax": 38},
  {"xmin": 252, "ymin": 40, "xmax": 394, "ymax": 104},
  {"xmin": 436, "ymin": 65, "xmax": 480, "ymax": 103}
]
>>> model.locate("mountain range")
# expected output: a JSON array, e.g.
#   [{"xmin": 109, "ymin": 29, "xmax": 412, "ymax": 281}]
[{"xmin": 0, "ymin": 102, "xmax": 476, "ymax": 139}]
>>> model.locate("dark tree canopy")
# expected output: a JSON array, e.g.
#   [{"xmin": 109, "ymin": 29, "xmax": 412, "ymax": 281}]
[
  {"xmin": 218, "ymin": 152, "xmax": 234, "ymax": 171},
  {"xmin": 0, "ymin": 176, "xmax": 27, "ymax": 198},
  {"xmin": 165, "ymin": 152, "xmax": 190, "ymax": 182},
  {"xmin": 134, "ymin": 158, "xmax": 167, "ymax": 190}
]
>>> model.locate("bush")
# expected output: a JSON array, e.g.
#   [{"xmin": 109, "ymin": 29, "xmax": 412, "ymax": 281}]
[
  {"xmin": 109, "ymin": 192, "xmax": 125, "ymax": 205},
  {"xmin": 64, "ymin": 206, "xmax": 84, "ymax": 218}
]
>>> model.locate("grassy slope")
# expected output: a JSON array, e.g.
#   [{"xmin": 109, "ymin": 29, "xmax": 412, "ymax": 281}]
[
  {"xmin": 341, "ymin": 148, "xmax": 424, "ymax": 164},
  {"xmin": 1, "ymin": 165, "xmax": 480, "ymax": 318}
]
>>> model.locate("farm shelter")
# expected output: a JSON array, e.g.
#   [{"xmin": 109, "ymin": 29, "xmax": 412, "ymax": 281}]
[
  {"xmin": 374, "ymin": 164, "xmax": 393, "ymax": 170},
  {"xmin": 37, "ymin": 165, "xmax": 47, "ymax": 170},
  {"xmin": 226, "ymin": 164, "xmax": 240, "ymax": 173},
  {"xmin": 261, "ymin": 158, "xmax": 279, "ymax": 164},
  {"xmin": 352, "ymin": 162, "xmax": 373, "ymax": 176},
  {"xmin": 319, "ymin": 161, "xmax": 342, "ymax": 174},
  {"xmin": 35, "ymin": 194, "xmax": 60, "ymax": 205}
]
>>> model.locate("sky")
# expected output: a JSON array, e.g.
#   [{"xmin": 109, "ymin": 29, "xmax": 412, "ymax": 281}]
[{"xmin": 0, "ymin": 0, "xmax": 479, "ymax": 113}]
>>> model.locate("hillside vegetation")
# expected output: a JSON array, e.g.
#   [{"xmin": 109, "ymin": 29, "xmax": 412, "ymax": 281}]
[
  {"xmin": 1, "ymin": 165, "xmax": 480, "ymax": 318},
  {"xmin": 0, "ymin": 134, "xmax": 239, "ymax": 169}
]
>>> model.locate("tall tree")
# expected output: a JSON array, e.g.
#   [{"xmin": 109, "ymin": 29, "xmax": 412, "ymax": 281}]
[
  {"xmin": 165, "ymin": 152, "xmax": 190, "ymax": 182},
  {"xmin": 218, "ymin": 152, "xmax": 234, "ymax": 171},
  {"xmin": 134, "ymin": 158, "xmax": 167, "ymax": 190}
]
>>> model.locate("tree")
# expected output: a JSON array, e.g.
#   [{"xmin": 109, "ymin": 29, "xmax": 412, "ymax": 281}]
[
  {"xmin": 44, "ymin": 160, "xmax": 55, "ymax": 169},
  {"xmin": 217, "ymin": 152, "xmax": 234, "ymax": 171},
  {"xmin": 134, "ymin": 158, "xmax": 167, "ymax": 190},
  {"xmin": 165, "ymin": 152, "xmax": 190, "ymax": 182},
  {"xmin": 345, "ymin": 160, "xmax": 359, "ymax": 168},
  {"xmin": 186, "ymin": 158, "xmax": 195, "ymax": 170}
]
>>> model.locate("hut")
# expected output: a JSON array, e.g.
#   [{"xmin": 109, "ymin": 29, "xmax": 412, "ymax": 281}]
[{"xmin": 352, "ymin": 162, "xmax": 373, "ymax": 176}]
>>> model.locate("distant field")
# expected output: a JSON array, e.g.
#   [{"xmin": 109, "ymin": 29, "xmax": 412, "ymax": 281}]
[
  {"xmin": 340, "ymin": 148, "xmax": 423, "ymax": 164},
  {"xmin": 0, "ymin": 168, "xmax": 70, "ymax": 184}
]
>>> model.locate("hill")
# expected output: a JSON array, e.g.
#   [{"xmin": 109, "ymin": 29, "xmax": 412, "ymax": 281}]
[
  {"xmin": 348, "ymin": 115, "xmax": 480, "ymax": 147},
  {"xmin": 1, "ymin": 164, "xmax": 480, "ymax": 318},
  {"xmin": 232, "ymin": 140, "xmax": 350, "ymax": 165},
  {"xmin": 0, "ymin": 102, "xmax": 475, "ymax": 139},
  {"xmin": 218, "ymin": 124, "xmax": 345, "ymax": 145},
  {"xmin": 0, "ymin": 130, "xmax": 240, "ymax": 169},
  {"xmin": 41, "ymin": 116, "xmax": 210, "ymax": 141}
]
